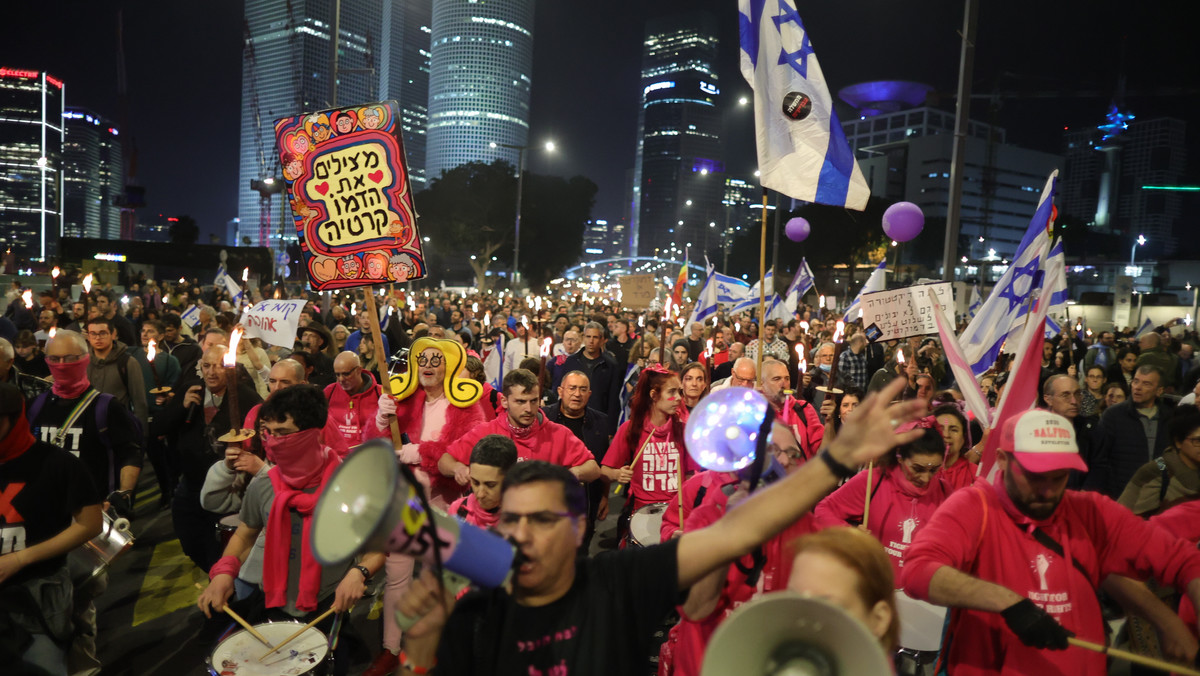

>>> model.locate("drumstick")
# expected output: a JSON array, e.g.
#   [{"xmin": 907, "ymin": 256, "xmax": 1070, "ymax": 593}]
[
  {"xmin": 259, "ymin": 608, "xmax": 336, "ymax": 660},
  {"xmin": 862, "ymin": 461, "xmax": 874, "ymax": 526},
  {"xmin": 223, "ymin": 605, "xmax": 276, "ymax": 649},
  {"xmin": 1068, "ymin": 637, "xmax": 1200, "ymax": 676},
  {"xmin": 613, "ymin": 433, "xmax": 655, "ymax": 497},
  {"xmin": 677, "ymin": 446, "xmax": 685, "ymax": 533}
]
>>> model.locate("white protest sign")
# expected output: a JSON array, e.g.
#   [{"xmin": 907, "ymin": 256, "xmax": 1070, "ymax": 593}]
[
  {"xmin": 239, "ymin": 299, "xmax": 308, "ymax": 348},
  {"xmin": 860, "ymin": 282, "xmax": 954, "ymax": 342}
]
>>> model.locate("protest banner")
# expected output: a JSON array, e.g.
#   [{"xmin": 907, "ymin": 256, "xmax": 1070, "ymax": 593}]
[
  {"xmin": 275, "ymin": 100, "xmax": 426, "ymax": 292},
  {"xmin": 239, "ymin": 299, "xmax": 308, "ymax": 349},
  {"xmin": 620, "ymin": 274, "xmax": 656, "ymax": 309},
  {"xmin": 860, "ymin": 282, "xmax": 954, "ymax": 342}
]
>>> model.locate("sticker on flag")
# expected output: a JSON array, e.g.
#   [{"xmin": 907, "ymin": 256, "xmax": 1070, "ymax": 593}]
[
  {"xmin": 859, "ymin": 282, "xmax": 955, "ymax": 342},
  {"xmin": 239, "ymin": 299, "xmax": 308, "ymax": 349}
]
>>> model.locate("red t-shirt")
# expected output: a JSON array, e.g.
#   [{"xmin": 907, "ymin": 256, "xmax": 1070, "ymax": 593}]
[
  {"xmin": 902, "ymin": 481, "xmax": 1200, "ymax": 675},
  {"xmin": 603, "ymin": 417, "xmax": 696, "ymax": 510},
  {"xmin": 939, "ymin": 455, "xmax": 980, "ymax": 493}
]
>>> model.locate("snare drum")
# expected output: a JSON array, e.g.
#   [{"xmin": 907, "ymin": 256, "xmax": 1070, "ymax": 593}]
[
  {"xmin": 207, "ymin": 621, "xmax": 329, "ymax": 676},
  {"xmin": 895, "ymin": 589, "xmax": 948, "ymax": 674},
  {"xmin": 629, "ymin": 503, "xmax": 666, "ymax": 548},
  {"xmin": 217, "ymin": 514, "xmax": 243, "ymax": 549},
  {"xmin": 76, "ymin": 511, "xmax": 134, "ymax": 582}
]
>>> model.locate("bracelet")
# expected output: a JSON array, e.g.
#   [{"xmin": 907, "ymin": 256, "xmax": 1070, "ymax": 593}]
[
  {"xmin": 352, "ymin": 564, "xmax": 372, "ymax": 584},
  {"xmin": 818, "ymin": 449, "xmax": 856, "ymax": 480},
  {"xmin": 399, "ymin": 650, "xmax": 436, "ymax": 674}
]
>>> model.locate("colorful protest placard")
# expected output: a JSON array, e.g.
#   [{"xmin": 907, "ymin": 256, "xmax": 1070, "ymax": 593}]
[
  {"xmin": 238, "ymin": 299, "xmax": 308, "ymax": 349},
  {"xmin": 275, "ymin": 101, "xmax": 426, "ymax": 291}
]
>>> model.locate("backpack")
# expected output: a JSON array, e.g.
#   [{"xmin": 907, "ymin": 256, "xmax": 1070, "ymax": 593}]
[{"xmin": 28, "ymin": 389, "xmax": 145, "ymax": 451}]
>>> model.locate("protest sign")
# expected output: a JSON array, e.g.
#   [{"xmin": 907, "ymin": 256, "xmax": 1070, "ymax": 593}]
[
  {"xmin": 860, "ymin": 282, "xmax": 954, "ymax": 342},
  {"xmin": 620, "ymin": 274, "xmax": 656, "ymax": 309},
  {"xmin": 239, "ymin": 299, "xmax": 308, "ymax": 349},
  {"xmin": 275, "ymin": 100, "xmax": 425, "ymax": 291}
]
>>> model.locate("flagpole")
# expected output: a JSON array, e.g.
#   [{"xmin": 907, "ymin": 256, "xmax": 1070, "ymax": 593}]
[
  {"xmin": 940, "ymin": 0, "xmax": 980, "ymax": 282},
  {"xmin": 758, "ymin": 188, "xmax": 769, "ymax": 385}
]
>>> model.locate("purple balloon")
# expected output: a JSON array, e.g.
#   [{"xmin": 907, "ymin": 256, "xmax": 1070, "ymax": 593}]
[
  {"xmin": 882, "ymin": 202, "xmax": 924, "ymax": 242},
  {"xmin": 785, "ymin": 217, "xmax": 811, "ymax": 243}
]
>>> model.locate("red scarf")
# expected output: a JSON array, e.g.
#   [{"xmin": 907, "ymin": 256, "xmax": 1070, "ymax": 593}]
[
  {"xmin": 48, "ymin": 355, "xmax": 91, "ymax": 399},
  {"xmin": 261, "ymin": 429, "xmax": 340, "ymax": 611},
  {"xmin": 0, "ymin": 411, "xmax": 36, "ymax": 463}
]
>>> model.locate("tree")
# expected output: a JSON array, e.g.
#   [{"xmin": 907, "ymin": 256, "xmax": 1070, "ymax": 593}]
[
  {"xmin": 415, "ymin": 161, "xmax": 598, "ymax": 289},
  {"xmin": 415, "ymin": 161, "xmax": 518, "ymax": 290},
  {"xmin": 169, "ymin": 214, "xmax": 199, "ymax": 246}
]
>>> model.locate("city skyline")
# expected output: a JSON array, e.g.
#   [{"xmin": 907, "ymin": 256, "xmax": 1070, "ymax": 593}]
[{"xmin": 7, "ymin": 0, "xmax": 1199, "ymax": 249}]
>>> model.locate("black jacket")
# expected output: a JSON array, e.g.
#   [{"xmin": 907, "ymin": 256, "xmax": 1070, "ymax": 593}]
[
  {"xmin": 1085, "ymin": 399, "xmax": 1174, "ymax": 499},
  {"xmin": 555, "ymin": 350, "xmax": 623, "ymax": 436},
  {"xmin": 543, "ymin": 403, "xmax": 610, "ymax": 461},
  {"xmin": 153, "ymin": 375, "xmax": 262, "ymax": 486}
]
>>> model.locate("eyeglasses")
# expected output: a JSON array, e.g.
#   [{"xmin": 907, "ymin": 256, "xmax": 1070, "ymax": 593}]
[
  {"xmin": 334, "ymin": 368, "xmax": 360, "ymax": 378},
  {"xmin": 417, "ymin": 354, "xmax": 443, "ymax": 368},
  {"xmin": 86, "ymin": 330, "xmax": 111, "ymax": 338},
  {"xmin": 498, "ymin": 510, "xmax": 574, "ymax": 530},
  {"xmin": 46, "ymin": 353, "xmax": 86, "ymax": 364},
  {"xmin": 1184, "ymin": 436, "xmax": 1200, "ymax": 446}
]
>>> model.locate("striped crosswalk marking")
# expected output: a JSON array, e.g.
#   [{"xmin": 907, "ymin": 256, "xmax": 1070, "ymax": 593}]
[{"xmin": 133, "ymin": 538, "xmax": 208, "ymax": 627}]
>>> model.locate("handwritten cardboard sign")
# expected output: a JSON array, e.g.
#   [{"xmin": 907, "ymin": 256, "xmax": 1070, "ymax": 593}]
[
  {"xmin": 620, "ymin": 274, "xmax": 656, "ymax": 309},
  {"xmin": 275, "ymin": 101, "xmax": 425, "ymax": 291},
  {"xmin": 860, "ymin": 282, "xmax": 954, "ymax": 342},
  {"xmin": 239, "ymin": 299, "xmax": 308, "ymax": 348}
]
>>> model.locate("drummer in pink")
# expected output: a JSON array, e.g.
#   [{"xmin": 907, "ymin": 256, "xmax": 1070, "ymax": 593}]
[{"xmin": 447, "ymin": 434, "xmax": 518, "ymax": 529}]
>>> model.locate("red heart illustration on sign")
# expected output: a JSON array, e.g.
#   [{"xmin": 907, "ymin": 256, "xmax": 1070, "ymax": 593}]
[
  {"xmin": 315, "ymin": 182, "xmax": 330, "ymax": 196},
  {"xmin": 368, "ymin": 170, "xmax": 384, "ymax": 184}
]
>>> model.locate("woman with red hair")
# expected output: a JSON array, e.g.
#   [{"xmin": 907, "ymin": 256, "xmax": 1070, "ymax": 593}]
[{"xmin": 601, "ymin": 365, "xmax": 695, "ymax": 519}]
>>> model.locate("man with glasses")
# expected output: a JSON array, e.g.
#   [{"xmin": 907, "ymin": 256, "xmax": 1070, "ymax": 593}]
[
  {"xmin": 710, "ymin": 355, "xmax": 755, "ymax": 393},
  {"xmin": 543, "ymin": 370, "xmax": 611, "ymax": 550},
  {"xmin": 28, "ymin": 330, "xmax": 142, "ymax": 675},
  {"xmin": 398, "ymin": 378, "xmax": 929, "ymax": 675},
  {"xmin": 85, "ymin": 316, "xmax": 149, "ymax": 433},
  {"xmin": 903, "ymin": 409, "xmax": 1200, "ymax": 674},
  {"xmin": 324, "ymin": 351, "xmax": 384, "ymax": 448}
]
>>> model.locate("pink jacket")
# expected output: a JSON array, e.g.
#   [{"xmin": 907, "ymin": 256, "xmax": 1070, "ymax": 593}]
[
  {"xmin": 445, "ymin": 413, "xmax": 595, "ymax": 470},
  {"xmin": 778, "ymin": 395, "xmax": 824, "ymax": 461},
  {"xmin": 814, "ymin": 463, "xmax": 949, "ymax": 578},
  {"xmin": 323, "ymin": 372, "xmax": 385, "ymax": 447},
  {"xmin": 393, "ymin": 389, "xmax": 489, "ymax": 497},
  {"xmin": 902, "ymin": 481, "xmax": 1200, "ymax": 675}
]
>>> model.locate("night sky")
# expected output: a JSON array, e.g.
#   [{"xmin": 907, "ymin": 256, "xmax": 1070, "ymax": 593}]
[{"xmin": 9, "ymin": 0, "xmax": 1198, "ymax": 243}]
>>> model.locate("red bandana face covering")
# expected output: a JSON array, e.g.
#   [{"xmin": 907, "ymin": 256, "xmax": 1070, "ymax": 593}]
[
  {"xmin": 48, "ymin": 355, "xmax": 91, "ymax": 399},
  {"xmin": 262, "ymin": 427, "xmax": 327, "ymax": 488}
]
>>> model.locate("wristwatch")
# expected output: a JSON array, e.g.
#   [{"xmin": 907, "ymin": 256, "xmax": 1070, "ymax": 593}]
[
  {"xmin": 352, "ymin": 564, "xmax": 372, "ymax": 584},
  {"xmin": 818, "ymin": 449, "xmax": 856, "ymax": 480}
]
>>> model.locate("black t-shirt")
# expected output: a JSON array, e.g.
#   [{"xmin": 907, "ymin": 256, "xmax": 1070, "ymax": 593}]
[
  {"xmin": 558, "ymin": 413, "xmax": 585, "ymax": 441},
  {"xmin": 1, "ymin": 441, "xmax": 101, "ymax": 585},
  {"xmin": 30, "ymin": 390, "xmax": 142, "ymax": 495},
  {"xmin": 435, "ymin": 538, "xmax": 682, "ymax": 676},
  {"xmin": 606, "ymin": 337, "xmax": 631, "ymax": 371}
]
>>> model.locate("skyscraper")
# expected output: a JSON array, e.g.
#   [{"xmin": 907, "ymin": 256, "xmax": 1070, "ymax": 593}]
[
  {"xmin": 425, "ymin": 0, "xmax": 535, "ymax": 182},
  {"xmin": 0, "ymin": 67, "xmax": 64, "ymax": 261},
  {"xmin": 62, "ymin": 108, "xmax": 122, "ymax": 240},
  {"xmin": 629, "ymin": 11, "xmax": 723, "ymax": 260},
  {"xmin": 237, "ymin": 0, "xmax": 431, "ymax": 247}
]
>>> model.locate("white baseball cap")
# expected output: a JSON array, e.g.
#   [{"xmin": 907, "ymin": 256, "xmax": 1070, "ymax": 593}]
[{"xmin": 1000, "ymin": 410, "xmax": 1087, "ymax": 473}]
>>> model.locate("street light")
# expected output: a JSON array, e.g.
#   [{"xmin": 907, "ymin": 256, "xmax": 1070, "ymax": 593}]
[{"xmin": 489, "ymin": 139, "xmax": 555, "ymax": 289}]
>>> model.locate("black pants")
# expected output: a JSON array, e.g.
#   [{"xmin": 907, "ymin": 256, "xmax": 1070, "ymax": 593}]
[
  {"xmin": 146, "ymin": 434, "xmax": 177, "ymax": 500},
  {"xmin": 171, "ymin": 476, "xmax": 223, "ymax": 574},
  {"xmin": 581, "ymin": 480, "xmax": 605, "ymax": 552}
]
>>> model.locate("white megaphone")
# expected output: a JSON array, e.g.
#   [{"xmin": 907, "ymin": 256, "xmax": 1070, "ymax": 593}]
[
  {"xmin": 702, "ymin": 592, "xmax": 892, "ymax": 676},
  {"xmin": 311, "ymin": 439, "xmax": 516, "ymax": 588}
]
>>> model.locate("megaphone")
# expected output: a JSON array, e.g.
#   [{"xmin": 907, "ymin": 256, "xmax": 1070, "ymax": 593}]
[
  {"xmin": 310, "ymin": 439, "xmax": 516, "ymax": 588},
  {"xmin": 702, "ymin": 592, "xmax": 892, "ymax": 676}
]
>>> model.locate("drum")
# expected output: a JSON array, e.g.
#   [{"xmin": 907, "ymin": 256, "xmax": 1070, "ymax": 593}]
[
  {"xmin": 207, "ymin": 621, "xmax": 330, "ymax": 676},
  {"xmin": 629, "ymin": 503, "xmax": 666, "ymax": 549},
  {"xmin": 217, "ymin": 514, "xmax": 243, "ymax": 549},
  {"xmin": 76, "ymin": 510, "xmax": 134, "ymax": 582},
  {"xmin": 895, "ymin": 589, "xmax": 948, "ymax": 674}
]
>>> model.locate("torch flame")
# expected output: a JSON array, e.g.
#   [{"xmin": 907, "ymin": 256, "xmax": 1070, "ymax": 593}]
[
  {"xmin": 472, "ymin": 302, "xmax": 478, "ymax": 313},
  {"xmin": 800, "ymin": 320, "xmax": 810, "ymax": 333},
  {"xmin": 22, "ymin": 290, "xmax": 32, "ymax": 309},
  {"xmin": 242, "ymin": 267, "xmax": 249, "ymax": 282},
  {"xmin": 833, "ymin": 320, "xmax": 845, "ymax": 343},
  {"xmin": 540, "ymin": 337, "xmax": 553, "ymax": 357},
  {"xmin": 707, "ymin": 339, "xmax": 713, "ymax": 358},
  {"xmin": 82, "ymin": 273, "xmax": 93, "ymax": 293},
  {"xmin": 819, "ymin": 294, "xmax": 825, "ymax": 308},
  {"xmin": 146, "ymin": 339, "xmax": 157, "ymax": 362},
  {"xmin": 48, "ymin": 327, "xmax": 56, "ymax": 339},
  {"xmin": 521, "ymin": 315, "xmax": 529, "ymax": 329},
  {"xmin": 179, "ymin": 277, "xmax": 186, "ymax": 284},
  {"xmin": 51, "ymin": 266, "xmax": 60, "ymax": 279},
  {"xmin": 224, "ymin": 328, "xmax": 242, "ymax": 368},
  {"xmin": 483, "ymin": 311, "xmax": 491, "ymax": 327},
  {"xmin": 896, "ymin": 349, "xmax": 906, "ymax": 364}
]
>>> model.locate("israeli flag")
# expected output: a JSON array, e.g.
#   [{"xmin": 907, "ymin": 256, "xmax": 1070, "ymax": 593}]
[
  {"xmin": 968, "ymin": 283, "xmax": 982, "ymax": 319},
  {"xmin": 180, "ymin": 304, "xmax": 203, "ymax": 328},
  {"xmin": 959, "ymin": 172, "xmax": 1058, "ymax": 375},
  {"xmin": 214, "ymin": 265, "xmax": 244, "ymax": 305},
  {"xmin": 1134, "ymin": 317, "xmax": 1155, "ymax": 339},
  {"xmin": 766, "ymin": 294, "xmax": 793, "ymax": 324},
  {"xmin": 713, "ymin": 272, "xmax": 752, "ymax": 309},
  {"xmin": 687, "ymin": 272, "xmax": 721, "ymax": 327},
  {"xmin": 842, "ymin": 261, "xmax": 887, "ymax": 322},
  {"xmin": 785, "ymin": 257, "xmax": 816, "ymax": 312},
  {"xmin": 731, "ymin": 269, "xmax": 774, "ymax": 315},
  {"xmin": 739, "ymin": 0, "xmax": 869, "ymax": 209},
  {"xmin": 1042, "ymin": 240, "xmax": 1070, "ymax": 339}
]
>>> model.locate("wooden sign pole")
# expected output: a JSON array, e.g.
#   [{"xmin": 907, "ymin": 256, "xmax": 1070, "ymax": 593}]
[{"xmin": 364, "ymin": 289, "xmax": 402, "ymax": 447}]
